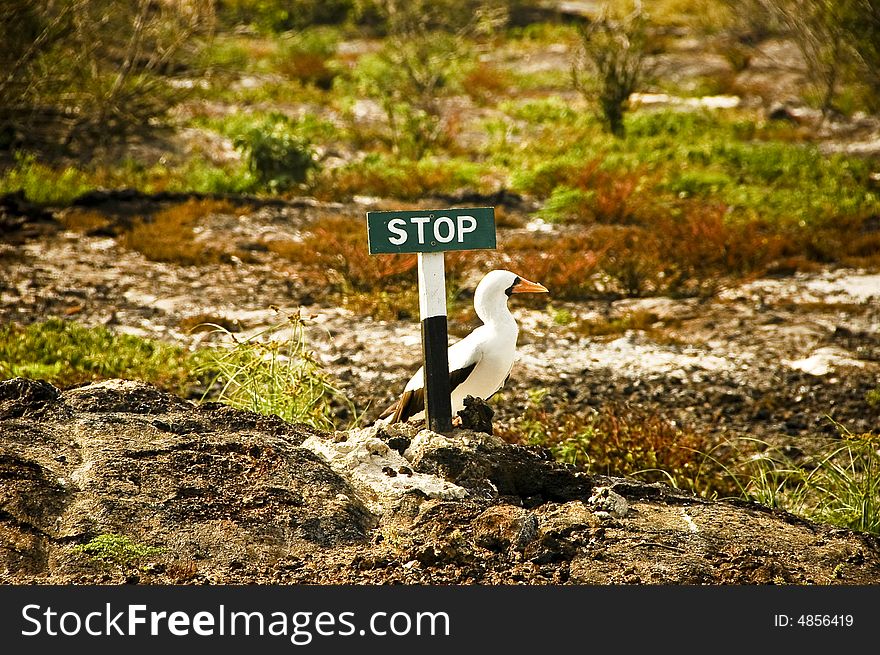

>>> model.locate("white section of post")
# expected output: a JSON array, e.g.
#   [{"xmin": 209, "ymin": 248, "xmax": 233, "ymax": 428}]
[{"xmin": 418, "ymin": 252, "xmax": 448, "ymax": 319}]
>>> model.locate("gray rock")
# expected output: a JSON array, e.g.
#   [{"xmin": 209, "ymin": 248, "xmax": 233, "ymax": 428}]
[{"xmin": 473, "ymin": 505, "xmax": 538, "ymax": 552}]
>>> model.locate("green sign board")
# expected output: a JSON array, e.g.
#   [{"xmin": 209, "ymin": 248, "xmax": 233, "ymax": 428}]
[{"xmin": 366, "ymin": 207, "xmax": 496, "ymax": 254}]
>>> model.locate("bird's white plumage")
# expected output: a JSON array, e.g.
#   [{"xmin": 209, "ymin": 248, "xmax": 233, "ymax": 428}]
[{"xmin": 385, "ymin": 269, "xmax": 542, "ymax": 422}]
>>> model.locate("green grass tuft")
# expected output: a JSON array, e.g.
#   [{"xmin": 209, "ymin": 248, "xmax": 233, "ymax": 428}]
[
  {"xmin": 197, "ymin": 310, "xmax": 353, "ymax": 430},
  {"xmin": 73, "ymin": 534, "xmax": 163, "ymax": 565}
]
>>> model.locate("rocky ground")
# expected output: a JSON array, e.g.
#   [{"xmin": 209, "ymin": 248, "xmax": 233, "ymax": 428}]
[{"xmin": 3, "ymin": 377, "xmax": 879, "ymax": 584}]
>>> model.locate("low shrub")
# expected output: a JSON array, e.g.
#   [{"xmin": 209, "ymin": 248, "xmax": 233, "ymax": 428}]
[
  {"xmin": 498, "ymin": 395, "xmax": 719, "ymax": 494},
  {"xmin": 276, "ymin": 27, "xmax": 340, "ymax": 89},
  {"xmin": 120, "ymin": 199, "xmax": 240, "ymax": 265},
  {"xmin": 233, "ymin": 113, "xmax": 318, "ymax": 192}
]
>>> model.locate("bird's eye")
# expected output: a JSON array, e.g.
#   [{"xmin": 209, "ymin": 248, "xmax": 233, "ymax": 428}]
[{"xmin": 505, "ymin": 277, "xmax": 520, "ymax": 297}]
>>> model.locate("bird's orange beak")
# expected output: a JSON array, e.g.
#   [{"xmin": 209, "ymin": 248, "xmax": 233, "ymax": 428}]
[{"xmin": 511, "ymin": 277, "xmax": 549, "ymax": 294}]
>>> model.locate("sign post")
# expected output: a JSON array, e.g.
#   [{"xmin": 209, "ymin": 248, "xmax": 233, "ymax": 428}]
[{"xmin": 366, "ymin": 207, "xmax": 496, "ymax": 432}]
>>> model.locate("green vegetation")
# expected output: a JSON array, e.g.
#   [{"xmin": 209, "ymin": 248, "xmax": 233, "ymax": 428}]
[
  {"xmin": 197, "ymin": 311, "xmax": 352, "ymax": 430},
  {"xmin": 73, "ymin": 534, "xmax": 163, "ymax": 565},
  {"xmin": 233, "ymin": 113, "xmax": 319, "ymax": 192},
  {"xmin": 0, "ymin": 319, "xmax": 196, "ymax": 395},
  {"xmin": 730, "ymin": 427, "xmax": 880, "ymax": 535},
  {"xmin": 0, "ymin": 154, "xmax": 94, "ymax": 205},
  {"xmin": 0, "ymin": 317, "xmax": 346, "ymax": 431}
]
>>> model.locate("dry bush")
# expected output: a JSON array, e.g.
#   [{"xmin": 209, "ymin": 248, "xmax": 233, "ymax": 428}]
[
  {"xmin": 743, "ymin": 0, "xmax": 880, "ymax": 115},
  {"xmin": 499, "ymin": 401, "xmax": 725, "ymax": 495},
  {"xmin": 119, "ymin": 199, "xmax": 237, "ymax": 265},
  {"xmin": 651, "ymin": 204, "xmax": 792, "ymax": 294},
  {"xmin": 165, "ymin": 561, "xmax": 199, "ymax": 583},
  {"xmin": 59, "ymin": 209, "xmax": 112, "ymax": 234},
  {"xmin": 797, "ymin": 213, "xmax": 880, "ymax": 268},
  {"xmin": 276, "ymin": 50, "xmax": 334, "ymax": 87},
  {"xmin": 275, "ymin": 29, "xmax": 339, "ymax": 89},
  {"xmin": 503, "ymin": 200, "xmax": 792, "ymax": 299},
  {"xmin": 571, "ymin": 163, "xmax": 651, "ymax": 224},
  {"xmin": 351, "ymin": 1, "xmax": 508, "ymax": 157},
  {"xmin": 589, "ymin": 224, "xmax": 664, "ymax": 296},
  {"xmin": 0, "ymin": 0, "xmax": 215, "ymax": 150},
  {"xmin": 498, "ymin": 232, "xmax": 604, "ymax": 299},
  {"xmin": 463, "ymin": 62, "xmax": 510, "ymax": 105},
  {"xmin": 571, "ymin": 2, "xmax": 653, "ymax": 136},
  {"xmin": 591, "ymin": 205, "xmax": 791, "ymax": 297},
  {"xmin": 267, "ymin": 215, "xmax": 418, "ymax": 292}
]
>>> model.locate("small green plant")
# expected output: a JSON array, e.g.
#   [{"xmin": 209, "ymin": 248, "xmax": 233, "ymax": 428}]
[
  {"xmin": 198, "ymin": 310, "xmax": 351, "ymax": 430},
  {"xmin": 73, "ymin": 534, "xmax": 163, "ymax": 565},
  {"xmin": 550, "ymin": 306, "xmax": 574, "ymax": 326},
  {"xmin": 233, "ymin": 113, "xmax": 318, "ymax": 192}
]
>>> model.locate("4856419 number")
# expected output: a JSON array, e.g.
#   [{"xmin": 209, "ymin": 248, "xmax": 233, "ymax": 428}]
[{"xmin": 797, "ymin": 614, "xmax": 853, "ymax": 627}]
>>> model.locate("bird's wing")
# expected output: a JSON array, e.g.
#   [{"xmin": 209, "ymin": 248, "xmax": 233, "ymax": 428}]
[{"xmin": 380, "ymin": 335, "xmax": 484, "ymax": 424}]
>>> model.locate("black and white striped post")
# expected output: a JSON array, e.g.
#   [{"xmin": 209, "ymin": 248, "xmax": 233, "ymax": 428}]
[
  {"xmin": 366, "ymin": 207, "xmax": 496, "ymax": 433},
  {"xmin": 417, "ymin": 251, "xmax": 453, "ymax": 432}
]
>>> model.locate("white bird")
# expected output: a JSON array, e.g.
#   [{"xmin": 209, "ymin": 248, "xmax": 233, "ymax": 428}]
[{"xmin": 379, "ymin": 269, "xmax": 548, "ymax": 424}]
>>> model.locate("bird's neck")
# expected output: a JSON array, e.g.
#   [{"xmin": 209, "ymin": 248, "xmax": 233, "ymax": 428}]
[{"xmin": 476, "ymin": 298, "xmax": 517, "ymax": 333}]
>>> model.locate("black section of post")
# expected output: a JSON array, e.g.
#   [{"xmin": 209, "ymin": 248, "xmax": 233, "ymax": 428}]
[{"xmin": 421, "ymin": 315, "xmax": 453, "ymax": 433}]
